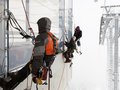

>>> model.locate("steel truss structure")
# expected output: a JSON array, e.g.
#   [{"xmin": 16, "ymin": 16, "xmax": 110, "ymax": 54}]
[{"xmin": 99, "ymin": 5, "xmax": 120, "ymax": 90}]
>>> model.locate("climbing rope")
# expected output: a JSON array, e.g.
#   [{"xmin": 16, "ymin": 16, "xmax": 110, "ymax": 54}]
[
  {"xmin": 21, "ymin": 0, "xmax": 35, "ymax": 37},
  {"xmin": 57, "ymin": 62, "xmax": 65, "ymax": 90},
  {"xmin": 36, "ymin": 84, "xmax": 38, "ymax": 90},
  {"xmin": 48, "ymin": 69, "xmax": 50, "ymax": 90},
  {"xmin": 21, "ymin": 0, "xmax": 35, "ymax": 45},
  {"xmin": 7, "ymin": 10, "xmax": 32, "ymax": 39}
]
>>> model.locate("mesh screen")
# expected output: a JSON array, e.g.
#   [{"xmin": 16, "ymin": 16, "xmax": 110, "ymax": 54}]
[{"xmin": 0, "ymin": 0, "xmax": 5, "ymax": 75}]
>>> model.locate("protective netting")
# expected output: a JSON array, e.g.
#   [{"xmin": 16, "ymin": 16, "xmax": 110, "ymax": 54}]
[{"xmin": 0, "ymin": 0, "xmax": 5, "ymax": 75}]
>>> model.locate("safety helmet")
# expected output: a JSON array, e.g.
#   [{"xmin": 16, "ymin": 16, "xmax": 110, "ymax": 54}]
[{"xmin": 37, "ymin": 17, "xmax": 51, "ymax": 33}]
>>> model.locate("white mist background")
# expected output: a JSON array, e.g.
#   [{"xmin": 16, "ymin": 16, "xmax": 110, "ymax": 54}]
[{"xmin": 66, "ymin": 0, "xmax": 120, "ymax": 90}]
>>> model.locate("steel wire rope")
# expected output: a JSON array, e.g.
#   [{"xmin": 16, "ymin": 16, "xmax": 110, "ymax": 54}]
[
  {"xmin": 8, "ymin": 10, "xmax": 29, "ymax": 35},
  {"xmin": 21, "ymin": 0, "xmax": 35, "ymax": 37},
  {"xmin": 9, "ymin": 14, "xmax": 30, "ymax": 38},
  {"xmin": 6, "ymin": 10, "xmax": 33, "ymax": 40},
  {"xmin": 56, "ymin": 22, "xmax": 68, "ymax": 90},
  {"xmin": 25, "ymin": 70, "xmax": 33, "ymax": 90},
  {"xmin": 57, "ymin": 62, "xmax": 66, "ymax": 90}
]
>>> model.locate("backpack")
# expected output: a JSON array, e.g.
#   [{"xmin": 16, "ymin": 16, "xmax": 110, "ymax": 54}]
[{"xmin": 45, "ymin": 32, "xmax": 58, "ymax": 55}]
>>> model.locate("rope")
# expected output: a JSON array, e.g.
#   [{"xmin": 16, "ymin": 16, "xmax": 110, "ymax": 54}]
[
  {"xmin": 48, "ymin": 70, "xmax": 50, "ymax": 90},
  {"xmin": 8, "ymin": 10, "xmax": 31, "ymax": 38},
  {"xmin": 26, "ymin": 71, "xmax": 29, "ymax": 89},
  {"xmin": 30, "ymin": 77, "xmax": 33, "ymax": 90},
  {"xmin": 36, "ymin": 84, "xmax": 38, "ymax": 90},
  {"xmin": 21, "ymin": 0, "xmax": 35, "ymax": 37},
  {"xmin": 57, "ymin": 63, "xmax": 65, "ymax": 90}
]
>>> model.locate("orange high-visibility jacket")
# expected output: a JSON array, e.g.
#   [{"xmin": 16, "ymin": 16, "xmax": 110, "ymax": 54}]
[{"xmin": 45, "ymin": 32, "xmax": 58, "ymax": 55}]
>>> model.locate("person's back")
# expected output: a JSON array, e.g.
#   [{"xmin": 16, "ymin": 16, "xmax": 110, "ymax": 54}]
[{"xmin": 32, "ymin": 17, "xmax": 58, "ymax": 84}]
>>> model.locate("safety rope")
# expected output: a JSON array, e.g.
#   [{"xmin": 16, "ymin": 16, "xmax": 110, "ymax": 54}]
[
  {"xmin": 48, "ymin": 69, "xmax": 50, "ymax": 90},
  {"xmin": 36, "ymin": 84, "xmax": 38, "ymax": 90},
  {"xmin": 57, "ymin": 63, "xmax": 65, "ymax": 90},
  {"xmin": 7, "ymin": 10, "xmax": 32, "ymax": 39},
  {"xmin": 26, "ymin": 70, "xmax": 29, "ymax": 90},
  {"xmin": 30, "ymin": 78, "xmax": 33, "ymax": 90},
  {"xmin": 21, "ymin": 0, "xmax": 35, "ymax": 37}
]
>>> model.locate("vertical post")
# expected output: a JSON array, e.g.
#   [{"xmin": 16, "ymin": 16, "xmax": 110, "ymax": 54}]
[
  {"xmin": 4, "ymin": 0, "xmax": 9, "ymax": 78},
  {"xmin": 59, "ymin": 0, "xmax": 65, "ymax": 50},
  {"xmin": 68, "ymin": 0, "xmax": 73, "ymax": 41},
  {"xmin": 6, "ymin": 0, "xmax": 9, "ymax": 76},
  {"xmin": 114, "ymin": 16, "xmax": 119, "ymax": 90},
  {"xmin": 26, "ymin": 0, "xmax": 29, "ymax": 42},
  {"xmin": 107, "ymin": 27, "xmax": 114, "ymax": 90},
  {"xmin": 48, "ymin": 68, "xmax": 50, "ymax": 90}
]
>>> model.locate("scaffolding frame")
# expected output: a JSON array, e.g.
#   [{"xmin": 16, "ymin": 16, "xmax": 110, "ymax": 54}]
[{"xmin": 99, "ymin": 5, "xmax": 120, "ymax": 90}]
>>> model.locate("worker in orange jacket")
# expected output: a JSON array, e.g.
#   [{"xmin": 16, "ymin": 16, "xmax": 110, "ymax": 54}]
[{"xmin": 0, "ymin": 17, "xmax": 58, "ymax": 89}]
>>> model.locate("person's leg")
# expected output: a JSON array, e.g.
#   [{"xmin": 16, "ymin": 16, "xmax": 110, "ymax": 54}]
[{"xmin": 63, "ymin": 51, "xmax": 71, "ymax": 63}]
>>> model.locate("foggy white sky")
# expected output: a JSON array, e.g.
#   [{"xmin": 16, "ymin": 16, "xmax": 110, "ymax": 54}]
[{"xmin": 68, "ymin": 0, "xmax": 120, "ymax": 90}]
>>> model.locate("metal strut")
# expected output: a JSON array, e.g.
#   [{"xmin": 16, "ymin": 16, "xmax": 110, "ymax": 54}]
[{"xmin": 48, "ymin": 67, "xmax": 51, "ymax": 90}]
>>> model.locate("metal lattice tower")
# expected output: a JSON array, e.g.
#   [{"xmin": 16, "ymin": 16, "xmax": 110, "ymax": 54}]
[{"xmin": 99, "ymin": 5, "xmax": 120, "ymax": 90}]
